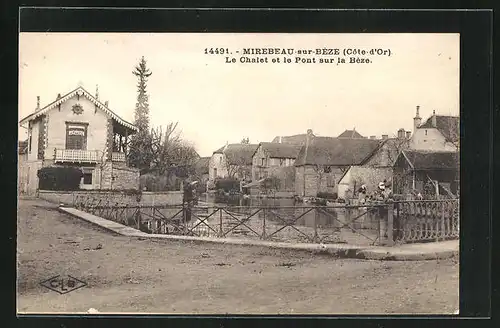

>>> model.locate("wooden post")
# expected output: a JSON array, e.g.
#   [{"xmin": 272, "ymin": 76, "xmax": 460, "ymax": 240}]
[
  {"xmin": 262, "ymin": 208, "xmax": 266, "ymax": 240},
  {"xmin": 313, "ymin": 208, "xmax": 319, "ymax": 243},
  {"xmin": 219, "ymin": 208, "xmax": 223, "ymax": 237},
  {"xmin": 441, "ymin": 201, "xmax": 446, "ymax": 239},
  {"xmin": 386, "ymin": 201, "xmax": 394, "ymax": 246}
]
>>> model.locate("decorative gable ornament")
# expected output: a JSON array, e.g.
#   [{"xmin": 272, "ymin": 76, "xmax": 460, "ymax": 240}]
[{"xmin": 72, "ymin": 104, "xmax": 84, "ymax": 115}]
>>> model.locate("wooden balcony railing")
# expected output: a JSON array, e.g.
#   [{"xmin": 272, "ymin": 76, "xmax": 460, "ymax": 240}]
[
  {"xmin": 53, "ymin": 149, "xmax": 127, "ymax": 163},
  {"xmin": 111, "ymin": 152, "xmax": 126, "ymax": 162},
  {"xmin": 54, "ymin": 149, "xmax": 102, "ymax": 163}
]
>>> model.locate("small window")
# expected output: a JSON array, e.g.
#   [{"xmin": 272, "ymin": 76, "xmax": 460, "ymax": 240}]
[
  {"xmin": 28, "ymin": 135, "xmax": 32, "ymax": 153},
  {"xmin": 324, "ymin": 166, "xmax": 332, "ymax": 173},
  {"xmin": 425, "ymin": 130, "xmax": 428, "ymax": 136},
  {"xmin": 261, "ymin": 158, "xmax": 265, "ymax": 166},
  {"xmin": 83, "ymin": 172, "xmax": 92, "ymax": 185}
]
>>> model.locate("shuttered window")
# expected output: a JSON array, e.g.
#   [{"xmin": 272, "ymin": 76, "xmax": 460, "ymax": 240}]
[{"xmin": 65, "ymin": 124, "xmax": 87, "ymax": 150}]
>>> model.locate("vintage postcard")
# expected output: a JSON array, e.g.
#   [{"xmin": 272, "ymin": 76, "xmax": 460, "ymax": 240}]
[{"xmin": 17, "ymin": 32, "xmax": 459, "ymax": 314}]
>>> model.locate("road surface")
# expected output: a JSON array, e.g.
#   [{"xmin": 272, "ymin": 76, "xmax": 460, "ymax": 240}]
[{"xmin": 17, "ymin": 198, "xmax": 459, "ymax": 314}]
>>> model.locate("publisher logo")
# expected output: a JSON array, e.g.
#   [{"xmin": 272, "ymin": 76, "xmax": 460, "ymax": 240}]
[{"xmin": 40, "ymin": 275, "xmax": 87, "ymax": 294}]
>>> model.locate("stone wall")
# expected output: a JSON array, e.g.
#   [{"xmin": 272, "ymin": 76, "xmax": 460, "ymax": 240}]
[
  {"xmin": 101, "ymin": 162, "xmax": 140, "ymax": 190},
  {"xmin": 338, "ymin": 166, "xmax": 393, "ymax": 199},
  {"xmin": 38, "ymin": 190, "xmax": 183, "ymax": 206},
  {"xmin": 295, "ymin": 165, "xmax": 342, "ymax": 197}
]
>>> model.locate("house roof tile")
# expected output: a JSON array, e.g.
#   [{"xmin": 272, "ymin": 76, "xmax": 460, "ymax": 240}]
[
  {"xmin": 401, "ymin": 150, "xmax": 459, "ymax": 170},
  {"xmin": 258, "ymin": 142, "xmax": 303, "ymax": 159},
  {"xmin": 338, "ymin": 129, "xmax": 365, "ymax": 139},
  {"xmin": 295, "ymin": 137, "xmax": 382, "ymax": 166},
  {"xmin": 213, "ymin": 144, "xmax": 259, "ymax": 165},
  {"xmin": 271, "ymin": 134, "xmax": 310, "ymax": 145}
]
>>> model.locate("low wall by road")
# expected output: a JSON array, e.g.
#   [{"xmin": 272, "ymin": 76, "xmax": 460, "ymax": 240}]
[{"xmin": 38, "ymin": 190, "xmax": 183, "ymax": 206}]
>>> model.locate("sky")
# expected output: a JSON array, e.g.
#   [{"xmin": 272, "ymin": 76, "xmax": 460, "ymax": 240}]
[{"xmin": 18, "ymin": 33, "xmax": 459, "ymax": 157}]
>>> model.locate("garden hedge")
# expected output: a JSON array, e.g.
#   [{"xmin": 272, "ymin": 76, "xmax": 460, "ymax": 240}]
[{"xmin": 37, "ymin": 166, "xmax": 83, "ymax": 191}]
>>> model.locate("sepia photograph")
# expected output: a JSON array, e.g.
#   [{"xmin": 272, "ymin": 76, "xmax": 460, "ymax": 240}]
[{"xmin": 17, "ymin": 32, "xmax": 460, "ymax": 314}]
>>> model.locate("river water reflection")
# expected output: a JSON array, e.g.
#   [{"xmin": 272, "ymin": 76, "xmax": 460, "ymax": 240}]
[{"xmin": 199, "ymin": 194, "xmax": 383, "ymax": 230}]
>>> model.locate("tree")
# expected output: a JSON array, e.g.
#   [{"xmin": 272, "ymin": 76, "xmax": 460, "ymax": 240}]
[
  {"xmin": 128, "ymin": 56, "xmax": 153, "ymax": 169},
  {"xmin": 241, "ymin": 137, "xmax": 250, "ymax": 144},
  {"xmin": 149, "ymin": 122, "xmax": 200, "ymax": 179},
  {"xmin": 227, "ymin": 156, "xmax": 251, "ymax": 181}
]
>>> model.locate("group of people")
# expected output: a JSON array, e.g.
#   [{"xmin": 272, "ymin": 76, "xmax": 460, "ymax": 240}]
[{"xmin": 356, "ymin": 179, "xmax": 393, "ymax": 204}]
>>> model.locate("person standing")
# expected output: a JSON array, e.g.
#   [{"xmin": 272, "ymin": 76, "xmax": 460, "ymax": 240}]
[{"xmin": 183, "ymin": 179, "xmax": 194, "ymax": 223}]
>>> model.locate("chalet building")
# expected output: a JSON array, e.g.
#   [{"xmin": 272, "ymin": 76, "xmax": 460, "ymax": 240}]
[
  {"xmin": 251, "ymin": 142, "xmax": 302, "ymax": 191},
  {"xmin": 18, "ymin": 86, "xmax": 139, "ymax": 195},
  {"xmin": 208, "ymin": 143, "xmax": 259, "ymax": 182},
  {"xmin": 337, "ymin": 130, "xmax": 411, "ymax": 199},
  {"xmin": 410, "ymin": 106, "xmax": 459, "ymax": 151},
  {"xmin": 294, "ymin": 129, "xmax": 382, "ymax": 197},
  {"xmin": 393, "ymin": 150, "xmax": 459, "ymax": 198}
]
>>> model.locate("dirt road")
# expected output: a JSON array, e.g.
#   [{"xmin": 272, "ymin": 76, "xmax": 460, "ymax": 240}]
[{"xmin": 17, "ymin": 198, "xmax": 459, "ymax": 314}]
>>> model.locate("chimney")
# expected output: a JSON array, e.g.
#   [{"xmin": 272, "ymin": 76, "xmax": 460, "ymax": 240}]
[
  {"xmin": 432, "ymin": 110, "xmax": 437, "ymax": 127},
  {"xmin": 56, "ymin": 93, "xmax": 61, "ymax": 100},
  {"xmin": 105, "ymin": 100, "xmax": 109, "ymax": 107},
  {"xmin": 397, "ymin": 128, "xmax": 405, "ymax": 139},
  {"xmin": 413, "ymin": 105, "xmax": 422, "ymax": 132},
  {"xmin": 406, "ymin": 131, "xmax": 411, "ymax": 139},
  {"xmin": 382, "ymin": 134, "xmax": 388, "ymax": 140},
  {"xmin": 370, "ymin": 135, "xmax": 377, "ymax": 140},
  {"xmin": 35, "ymin": 96, "xmax": 40, "ymax": 111},
  {"xmin": 95, "ymin": 84, "xmax": 99, "ymax": 100},
  {"xmin": 279, "ymin": 136, "xmax": 282, "ymax": 143}
]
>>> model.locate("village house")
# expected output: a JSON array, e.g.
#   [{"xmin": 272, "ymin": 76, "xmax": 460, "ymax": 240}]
[
  {"xmin": 410, "ymin": 105, "xmax": 459, "ymax": 151},
  {"xmin": 18, "ymin": 86, "xmax": 139, "ymax": 195},
  {"xmin": 294, "ymin": 129, "xmax": 382, "ymax": 197},
  {"xmin": 208, "ymin": 143, "xmax": 259, "ymax": 182},
  {"xmin": 393, "ymin": 150, "xmax": 459, "ymax": 198},
  {"xmin": 337, "ymin": 129, "xmax": 412, "ymax": 199},
  {"xmin": 251, "ymin": 142, "xmax": 302, "ymax": 191}
]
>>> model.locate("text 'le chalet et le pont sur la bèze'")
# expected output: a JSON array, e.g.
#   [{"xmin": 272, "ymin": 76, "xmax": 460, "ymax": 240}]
[{"xmin": 204, "ymin": 47, "xmax": 392, "ymax": 65}]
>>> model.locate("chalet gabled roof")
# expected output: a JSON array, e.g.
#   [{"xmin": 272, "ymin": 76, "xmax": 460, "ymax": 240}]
[
  {"xmin": 19, "ymin": 86, "xmax": 138, "ymax": 132},
  {"xmin": 400, "ymin": 150, "xmax": 459, "ymax": 170},
  {"xmin": 257, "ymin": 142, "xmax": 303, "ymax": 159},
  {"xmin": 418, "ymin": 115, "xmax": 459, "ymax": 143},
  {"xmin": 295, "ymin": 137, "xmax": 382, "ymax": 166}
]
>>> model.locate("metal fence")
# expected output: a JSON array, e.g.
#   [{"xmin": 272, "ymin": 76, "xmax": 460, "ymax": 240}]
[{"xmin": 73, "ymin": 195, "xmax": 459, "ymax": 246}]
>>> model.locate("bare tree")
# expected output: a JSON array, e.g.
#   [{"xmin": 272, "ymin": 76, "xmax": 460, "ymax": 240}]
[
  {"xmin": 227, "ymin": 156, "xmax": 251, "ymax": 181},
  {"xmin": 440, "ymin": 116, "xmax": 460, "ymax": 150},
  {"xmin": 148, "ymin": 122, "xmax": 199, "ymax": 178}
]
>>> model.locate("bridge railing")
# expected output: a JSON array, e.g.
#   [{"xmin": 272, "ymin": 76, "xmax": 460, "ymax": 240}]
[{"xmin": 73, "ymin": 197, "xmax": 459, "ymax": 246}]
